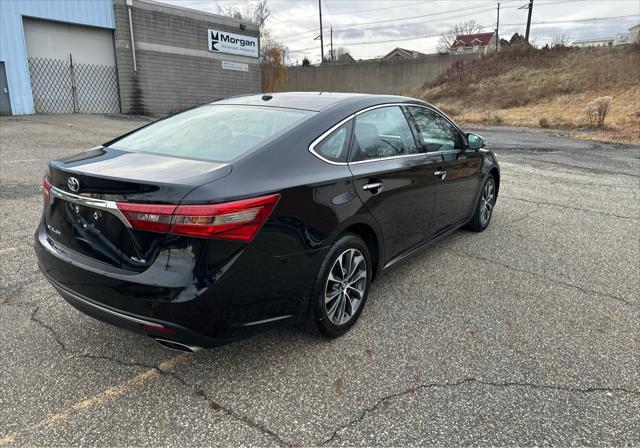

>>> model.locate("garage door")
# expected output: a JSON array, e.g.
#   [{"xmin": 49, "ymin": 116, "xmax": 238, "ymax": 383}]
[{"xmin": 24, "ymin": 18, "xmax": 120, "ymax": 113}]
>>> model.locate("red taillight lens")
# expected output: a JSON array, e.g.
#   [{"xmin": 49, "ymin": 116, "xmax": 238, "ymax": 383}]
[
  {"xmin": 117, "ymin": 202, "xmax": 176, "ymax": 233},
  {"xmin": 116, "ymin": 194, "xmax": 280, "ymax": 242},
  {"xmin": 42, "ymin": 177, "xmax": 52, "ymax": 202}
]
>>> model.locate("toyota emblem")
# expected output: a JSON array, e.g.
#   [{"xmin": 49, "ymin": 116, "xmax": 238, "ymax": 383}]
[{"xmin": 67, "ymin": 177, "xmax": 80, "ymax": 192}]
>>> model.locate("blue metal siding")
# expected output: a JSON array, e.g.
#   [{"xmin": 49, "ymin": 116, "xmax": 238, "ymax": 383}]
[{"xmin": 0, "ymin": 0, "xmax": 115, "ymax": 115}]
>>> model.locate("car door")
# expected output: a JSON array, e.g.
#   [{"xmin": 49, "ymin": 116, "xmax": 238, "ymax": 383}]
[
  {"xmin": 348, "ymin": 105, "xmax": 442, "ymax": 262},
  {"xmin": 406, "ymin": 106, "xmax": 484, "ymax": 236}
]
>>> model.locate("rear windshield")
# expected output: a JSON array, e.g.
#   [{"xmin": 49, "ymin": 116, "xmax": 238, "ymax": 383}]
[{"xmin": 110, "ymin": 105, "xmax": 313, "ymax": 162}]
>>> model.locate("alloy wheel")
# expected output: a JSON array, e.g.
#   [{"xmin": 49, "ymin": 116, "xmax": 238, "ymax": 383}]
[
  {"xmin": 324, "ymin": 248, "xmax": 367, "ymax": 325},
  {"xmin": 480, "ymin": 179, "xmax": 495, "ymax": 226}
]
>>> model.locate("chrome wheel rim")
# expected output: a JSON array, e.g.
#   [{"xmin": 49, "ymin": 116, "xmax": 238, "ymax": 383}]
[
  {"xmin": 480, "ymin": 179, "xmax": 495, "ymax": 226},
  {"xmin": 324, "ymin": 248, "xmax": 367, "ymax": 325}
]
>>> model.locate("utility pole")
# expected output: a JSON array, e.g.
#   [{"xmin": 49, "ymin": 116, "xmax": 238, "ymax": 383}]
[
  {"xmin": 496, "ymin": 2, "xmax": 500, "ymax": 51},
  {"xmin": 318, "ymin": 0, "xmax": 324, "ymax": 62},
  {"xmin": 525, "ymin": 0, "xmax": 534, "ymax": 42},
  {"xmin": 330, "ymin": 27, "xmax": 334, "ymax": 63}
]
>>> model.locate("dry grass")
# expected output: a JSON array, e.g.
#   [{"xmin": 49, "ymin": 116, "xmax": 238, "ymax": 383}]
[{"xmin": 419, "ymin": 45, "xmax": 640, "ymax": 144}]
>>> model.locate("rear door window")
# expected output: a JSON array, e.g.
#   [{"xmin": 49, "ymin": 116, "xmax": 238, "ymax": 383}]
[
  {"xmin": 111, "ymin": 105, "xmax": 313, "ymax": 162},
  {"xmin": 350, "ymin": 106, "xmax": 419, "ymax": 162}
]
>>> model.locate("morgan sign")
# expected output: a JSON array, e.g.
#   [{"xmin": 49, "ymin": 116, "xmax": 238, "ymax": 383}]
[{"xmin": 208, "ymin": 29, "xmax": 259, "ymax": 58}]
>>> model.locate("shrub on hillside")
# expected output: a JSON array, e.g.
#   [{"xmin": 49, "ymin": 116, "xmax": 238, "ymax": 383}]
[
  {"xmin": 481, "ymin": 111, "xmax": 503, "ymax": 125},
  {"xmin": 585, "ymin": 96, "xmax": 613, "ymax": 129},
  {"xmin": 424, "ymin": 45, "xmax": 639, "ymax": 110}
]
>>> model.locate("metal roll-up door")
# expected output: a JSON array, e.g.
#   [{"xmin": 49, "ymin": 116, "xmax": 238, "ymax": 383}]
[{"xmin": 24, "ymin": 18, "xmax": 120, "ymax": 114}]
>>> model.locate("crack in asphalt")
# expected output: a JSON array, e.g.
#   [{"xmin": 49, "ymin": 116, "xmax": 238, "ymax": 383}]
[
  {"xmin": 2, "ymin": 274, "xmax": 45, "ymax": 305},
  {"xmin": 510, "ymin": 156, "xmax": 640, "ymax": 178},
  {"xmin": 501, "ymin": 195, "xmax": 639, "ymax": 221},
  {"xmin": 25, "ymin": 309, "xmax": 292, "ymax": 446},
  {"xmin": 436, "ymin": 247, "xmax": 636, "ymax": 307},
  {"xmin": 30, "ymin": 307, "xmax": 67, "ymax": 351},
  {"xmin": 320, "ymin": 378, "xmax": 640, "ymax": 445},
  {"xmin": 164, "ymin": 370, "xmax": 292, "ymax": 447},
  {"xmin": 505, "ymin": 170, "xmax": 638, "ymax": 189},
  {"xmin": 29, "ymin": 306, "xmax": 166, "ymax": 370}
]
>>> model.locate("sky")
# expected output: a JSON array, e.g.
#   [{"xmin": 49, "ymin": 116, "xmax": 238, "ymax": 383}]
[{"xmin": 161, "ymin": 0, "xmax": 640, "ymax": 64}]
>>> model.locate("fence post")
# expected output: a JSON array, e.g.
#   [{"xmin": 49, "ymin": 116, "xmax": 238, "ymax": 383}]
[{"xmin": 69, "ymin": 53, "xmax": 78, "ymax": 113}]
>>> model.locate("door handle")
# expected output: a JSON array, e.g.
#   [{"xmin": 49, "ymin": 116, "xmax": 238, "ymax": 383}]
[
  {"xmin": 434, "ymin": 170, "xmax": 447, "ymax": 180},
  {"xmin": 362, "ymin": 182, "xmax": 384, "ymax": 193}
]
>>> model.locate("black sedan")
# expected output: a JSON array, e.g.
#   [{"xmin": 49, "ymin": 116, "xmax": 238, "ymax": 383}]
[{"xmin": 35, "ymin": 92, "xmax": 499, "ymax": 351}]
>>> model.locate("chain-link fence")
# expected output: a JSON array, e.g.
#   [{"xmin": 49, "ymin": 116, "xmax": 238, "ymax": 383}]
[{"xmin": 28, "ymin": 55, "xmax": 120, "ymax": 114}]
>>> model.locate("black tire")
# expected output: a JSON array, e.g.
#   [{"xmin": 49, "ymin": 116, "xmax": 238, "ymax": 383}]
[
  {"xmin": 309, "ymin": 233, "xmax": 372, "ymax": 338},
  {"xmin": 466, "ymin": 176, "xmax": 497, "ymax": 232}
]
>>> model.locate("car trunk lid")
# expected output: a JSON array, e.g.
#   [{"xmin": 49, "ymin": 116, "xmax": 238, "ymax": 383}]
[{"xmin": 44, "ymin": 147, "xmax": 232, "ymax": 271}]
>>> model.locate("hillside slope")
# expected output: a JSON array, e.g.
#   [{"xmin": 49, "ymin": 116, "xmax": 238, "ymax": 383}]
[{"xmin": 417, "ymin": 45, "xmax": 640, "ymax": 143}]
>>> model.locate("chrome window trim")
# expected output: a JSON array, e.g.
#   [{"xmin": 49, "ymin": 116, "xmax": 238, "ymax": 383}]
[
  {"xmin": 308, "ymin": 114, "xmax": 355, "ymax": 166},
  {"xmin": 307, "ymin": 102, "xmax": 467, "ymax": 166},
  {"xmin": 349, "ymin": 152, "xmax": 431, "ymax": 165},
  {"xmin": 49, "ymin": 184, "xmax": 132, "ymax": 228}
]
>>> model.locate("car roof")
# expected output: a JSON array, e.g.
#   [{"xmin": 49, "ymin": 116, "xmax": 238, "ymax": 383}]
[{"xmin": 213, "ymin": 92, "xmax": 421, "ymax": 112}]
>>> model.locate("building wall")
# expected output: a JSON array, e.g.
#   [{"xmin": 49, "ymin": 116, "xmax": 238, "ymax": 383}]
[
  {"xmin": 280, "ymin": 53, "xmax": 478, "ymax": 95},
  {"xmin": 113, "ymin": 0, "xmax": 261, "ymax": 116},
  {"xmin": 0, "ymin": 0, "xmax": 115, "ymax": 115}
]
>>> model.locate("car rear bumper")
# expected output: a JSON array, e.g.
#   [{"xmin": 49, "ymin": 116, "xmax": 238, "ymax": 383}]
[
  {"xmin": 41, "ymin": 270, "xmax": 227, "ymax": 349},
  {"xmin": 34, "ymin": 221, "xmax": 326, "ymax": 347}
]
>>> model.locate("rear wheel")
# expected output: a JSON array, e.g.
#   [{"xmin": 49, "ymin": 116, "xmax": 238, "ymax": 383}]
[
  {"xmin": 467, "ymin": 176, "xmax": 496, "ymax": 232},
  {"xmin": 310, "ymin": 233, "xmax": 372, "ymax": 338}
]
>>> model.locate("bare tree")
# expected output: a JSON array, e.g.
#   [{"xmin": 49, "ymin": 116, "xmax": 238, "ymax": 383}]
[
  {"xmin": 329, "ymin": 47, "xmax": 350, "ymax": 61},
  {"xmin": 216, "ymin": 1, "xmax": 287, "ymax": 92},
  {"xmin": 261, "ymin": 31, "xmax": 287, "ymax": 91},
  {"xmin": 551, "ymin": 33, "xmax": 570, "ymax": 48},
  {"xmin": 437, "ymin": 20, "xmax": 483, "ymax": 51},
  {"xmin": 217, "ymin": 0, "xmax": 270, "ymax": 28}
]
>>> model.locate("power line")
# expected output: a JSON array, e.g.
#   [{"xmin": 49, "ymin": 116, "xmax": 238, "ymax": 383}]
[
  {"xmin": 272, "ymin": 1, "xmax": 509, "ymax": 40},
  {"xmin": 287, "ymin": 13, "xmax": 639, "ymax": 54},
  {"xmin": 269, "ymin": 0, "xmax": 427, "ymax": 23},
  {"xmin": 272, "ymin": 0, "xmax": 627, "ymax": 41}
]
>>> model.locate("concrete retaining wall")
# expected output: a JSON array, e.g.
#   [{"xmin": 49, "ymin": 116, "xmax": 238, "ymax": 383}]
[{"xmin": 280, "ymin": 52, "xmax": 478, "ymax": 95}]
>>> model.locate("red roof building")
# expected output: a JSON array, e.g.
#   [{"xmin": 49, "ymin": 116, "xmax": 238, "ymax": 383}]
[{"xmin": 451, "ymin": 32, "xmax": 497, "ymax": 54}]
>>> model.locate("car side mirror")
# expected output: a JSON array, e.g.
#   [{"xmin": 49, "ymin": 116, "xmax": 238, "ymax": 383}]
[{"xmin": 466, "ymin": 133, "xmax": 486, "ymax": 150}]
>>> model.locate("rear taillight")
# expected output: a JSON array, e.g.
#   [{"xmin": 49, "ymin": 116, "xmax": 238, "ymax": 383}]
[
  {"xmin": 116, "ymin": 194, "xmax": 280, "ymax": 242},
  {"xmin": 116, "ymin": 203, "xmax": 176, "ymax": 233},
  {"xmin": 42, "ymin": 177, "xmax": 52, "ymax": 203}
]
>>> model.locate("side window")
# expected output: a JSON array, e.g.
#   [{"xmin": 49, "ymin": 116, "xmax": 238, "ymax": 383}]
[
  {"xmin": 313, "ymin": 121, "xmax": 353, "ymax": 163},
  {"xmin": 351, "ymin": 106, "xmax": 419, "ymax": 162},
  {"xmin": 407, "ymin": 106, "xmax": 462, "ymax": 152}
]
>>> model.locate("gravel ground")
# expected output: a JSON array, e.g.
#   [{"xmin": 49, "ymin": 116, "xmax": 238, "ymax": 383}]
[{"xmin": 0, "ymin": 114, "xmax": 638, "ymax": 446}]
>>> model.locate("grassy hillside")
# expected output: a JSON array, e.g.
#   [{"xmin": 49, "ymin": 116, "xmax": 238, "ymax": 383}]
[{"xmin": 416, "ymin": 44, "xmax": 640, "ymax": 143}]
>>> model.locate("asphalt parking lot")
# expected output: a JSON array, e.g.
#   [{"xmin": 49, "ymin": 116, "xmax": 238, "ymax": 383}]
[{"xmin": 1, "ymin": 114, "xmax": 638, "ymax": 446}]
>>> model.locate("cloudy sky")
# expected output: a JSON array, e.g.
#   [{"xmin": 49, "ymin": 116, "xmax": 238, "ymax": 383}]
[{"xmin": 162, "ymin": 0, "xmax": 640, "ymax": 63}]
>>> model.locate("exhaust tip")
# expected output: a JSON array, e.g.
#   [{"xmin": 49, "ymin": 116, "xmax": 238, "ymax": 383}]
[{"xmin": 155, "ymin": 338, "xmax": 201, "ymax": 353}]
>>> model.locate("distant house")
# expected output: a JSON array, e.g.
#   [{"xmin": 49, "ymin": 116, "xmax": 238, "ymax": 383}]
[
  {"xmin": 571, "ymin": 32, "xmax": 631, "ymax": 47},
  {"xmin": 380, "ymin": 47, "xmax": 426, "ymax": 62},
  {"xmin": 629, "ymin": 24, "xmax": 640, "ymax": 44},
  {"xmin": 336, "ymin": 53, "xmax": 356, "ymax": 64},
  {"xmin": 571, "ymin": 37, "xmax": 616, "ymax": 47},
  {"xmin": 451, "ymin": 32, "xmax": 496, "ymax": 54}
]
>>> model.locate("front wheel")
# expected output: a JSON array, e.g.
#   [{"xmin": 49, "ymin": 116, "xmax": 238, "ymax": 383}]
[
  {"xmin": 466, "ymin": 176, "xmax": 497, "ymax": 232},
  {"xmin": 310, "ymin": 233, "xmax": 372, "ymax": 338}
]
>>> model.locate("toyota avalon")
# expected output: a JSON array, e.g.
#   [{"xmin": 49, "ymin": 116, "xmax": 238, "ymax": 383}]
[{"xmin": 35, "ymin": 92, "xmax": 499, "ymax": 351}]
